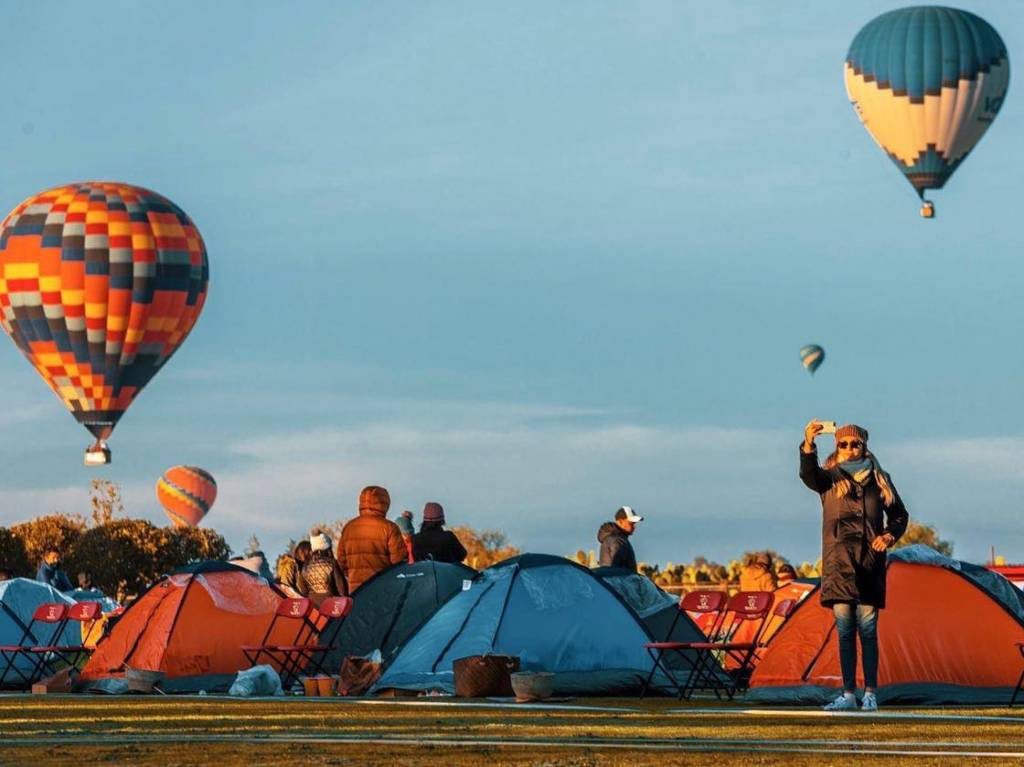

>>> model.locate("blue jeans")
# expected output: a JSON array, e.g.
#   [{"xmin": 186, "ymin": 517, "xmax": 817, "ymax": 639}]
[{"xmin": 832, "ymin": 603, "xmax": 878, "ymax": 691}]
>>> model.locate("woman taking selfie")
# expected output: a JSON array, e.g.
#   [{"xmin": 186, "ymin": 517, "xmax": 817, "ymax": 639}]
[{"xmin": 800, "ymin": 421, "xmax": 908, "ymax": 712}]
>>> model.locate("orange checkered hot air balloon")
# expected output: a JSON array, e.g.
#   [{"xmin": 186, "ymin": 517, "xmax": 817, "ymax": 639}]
[
  {"xmin": 157, "ymin": 466, "xmax": 217, "ymax": 528},
  {"xmin": 0, "ymin": 182, "xmax": 209, "ymax": 465}
]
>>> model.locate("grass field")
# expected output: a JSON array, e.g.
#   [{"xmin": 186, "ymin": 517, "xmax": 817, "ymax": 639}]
[{"xmin": 2, "ymin": 695, "xmax": 1024, "ymax": 766}]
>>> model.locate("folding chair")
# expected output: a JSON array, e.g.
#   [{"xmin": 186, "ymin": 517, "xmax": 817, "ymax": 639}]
[
  {"xmin": 680, "ymin": 590, "xmax": 775, "ymax": 700},
  {"xmin": 748, "ymin": 598, "xmax": 797, "ymax": 667},
  {"xmin": 30, "ymin": 602, "xmax": 103, "ymax": 673},
  {"xmin": 0, "ymin": 603, "xmax": 69, "ymax": 688},
  {"xmin": 302, "ymin": 596, "xmax": 353, "ymax": 677},
  {"xmin": 641, "ymin": 589, "xmax": 726, "ymax": 698},
  {"xmin": 241, "ymin": 597, "xmax": 323, "ymax": 688},
  {"xmin": 1010, "ymin": 643, "xmax": 1024, "ymax": 706}
]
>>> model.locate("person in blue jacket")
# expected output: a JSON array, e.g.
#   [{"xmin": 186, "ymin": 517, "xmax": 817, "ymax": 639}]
[{"xmin": 36, "ymin": 549, "xmax": 73, "ymax": 591}]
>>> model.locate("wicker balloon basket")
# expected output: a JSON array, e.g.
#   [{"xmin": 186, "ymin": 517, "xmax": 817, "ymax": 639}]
[{"xmin": 453, "ymin": 654, "xmax": 520, "ymax": 697}]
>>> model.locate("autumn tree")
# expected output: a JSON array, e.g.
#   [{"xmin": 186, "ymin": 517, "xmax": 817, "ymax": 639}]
[
  {"xmin": 160, "ymin": 526, "xmax": 232, "ymax": 572},
  {"xmin": 449, "ymin": 526, "xmax": 519, "ymax": 569},
  {"xmin": 89, "ymin": 479, "xmax": 124, "ymax": 526},
  {"xmin": 10, "ymin": 514, "xmax": 87, "ymax": 568},
  {"xmin": 0, "ymin": 528, "xmax": 31, "ymax": 577},
  {"xmin": 892, "ymin": 520, "xmax": 953, "ymax": 556}
]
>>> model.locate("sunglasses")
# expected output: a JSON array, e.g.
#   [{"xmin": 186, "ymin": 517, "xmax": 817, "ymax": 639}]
[{"xmin": 837, "ymin": 441, "xmax": 864, "ymax": 450}]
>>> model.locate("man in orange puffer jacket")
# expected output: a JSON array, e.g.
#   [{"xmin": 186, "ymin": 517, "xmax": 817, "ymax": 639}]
[{"xmin": 337, "ymin": 485, "xmax": 408, "ymax": 593}]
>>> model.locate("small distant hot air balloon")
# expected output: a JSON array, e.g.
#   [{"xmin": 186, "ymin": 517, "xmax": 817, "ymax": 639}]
[
  {"xmin": 800, "ymin": 344, "xmax": 825, "ymax": 375},
  {"xmin": 844, "ymin": 7, "xmax": 1009, "ymax": 218},
  {"xmin": 157, "ymin": 466, "xmax": 217, "ymax": 528},
  {"xmin": 0, "ymin": 182, "xmax": 209, "ymax": 465}
]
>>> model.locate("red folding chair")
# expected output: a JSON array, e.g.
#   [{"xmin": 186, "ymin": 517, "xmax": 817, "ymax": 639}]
[
  {"xmin": 242, "ymin": 597, "xmax": 324, "ymax": 688},
  {"xmin": 679, "ymin": 590, "xmax": 775, "ymax": 700},
  {"xmin": 641, "ymin": 590, "xmax": 726, "ymax": 698},
  {"xmin": 30, "ymin": 602, "xmax": 103, "ymax": 673},
  {"xmin": 302, "ymin": 596, "xmax": 353, "ymax": 677},
  {"xmin": 0, "ymin": 603, "xmax": 69, "ymax": 688}
]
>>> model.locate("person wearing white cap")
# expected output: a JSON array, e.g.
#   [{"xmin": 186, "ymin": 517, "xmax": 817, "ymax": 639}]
[{"xmin": 597, "ymin": 506, "xmax": 643, "ymax": 571}]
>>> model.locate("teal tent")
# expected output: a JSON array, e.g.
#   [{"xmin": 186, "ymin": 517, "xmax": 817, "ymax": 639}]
[
  {"xmin": 320, "ymin": 560, "xmax": 476, "ymax": 672},
  {"xmin": 372, "ymin": 554, "xmax": 669, "ymax": 696}
]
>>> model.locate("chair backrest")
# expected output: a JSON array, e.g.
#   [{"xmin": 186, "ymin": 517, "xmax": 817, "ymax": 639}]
[
  {"xmin": 32, "ymin": 603, "xmax": 69, "ymax": 623},
  {"xmin": 318, "ymin": 597, "xmax": 353, "ymax": 620},
  {"xmin": 276, "ymin": 597, "xmax": 312, "ymax": 619},
  {"xmin": 680, "ymin": 590, "xmax": 725, "ymax": 614},
  {"xmin": 772, "ymin": 598, "xmax": 796, "ymax": 619},
  {"xmin": 67, "ymin": 602, "xmax": 102, "ymax": 622},
  {"xmin": 725, "ymin": 590, "xmax": 773, "ymax": 620}
]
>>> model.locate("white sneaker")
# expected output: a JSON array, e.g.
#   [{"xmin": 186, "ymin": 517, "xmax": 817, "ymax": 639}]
[
  {"xmin": 861, "ymin": 691, "xmax": 878, "ymax": 712},
  {"xmin": 823, "ymin": 693, "xmax": 857, "ymax": 711}
]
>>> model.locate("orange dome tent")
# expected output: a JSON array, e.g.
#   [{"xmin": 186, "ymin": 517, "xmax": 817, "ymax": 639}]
[
  {"xmin": 79, "ymin": 562, "xmax": 302, "ymax": 693},
  {"xmin": 748, "ymin": 546, "xmax": 1024, "ymax": 705}
]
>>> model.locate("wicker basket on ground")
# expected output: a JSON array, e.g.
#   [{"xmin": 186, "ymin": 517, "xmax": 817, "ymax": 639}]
[{"xmin": 453, "ymin": 654, "xmax": 520, "ymax": 697}]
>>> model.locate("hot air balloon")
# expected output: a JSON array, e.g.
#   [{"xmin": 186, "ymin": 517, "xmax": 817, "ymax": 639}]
[
  {"xmin": 800, "ymin": 344, "xmax": 825, "ymax": 375},
  {"xmin": 0, "ymin": 182, "xmax": 209, "ymax": 464},
  {"xmin": 844, "ymin": 7, "xmax": 1009, "ymax": 218},
  {"xmin": 157, "ymin": 465, "xmax": 217, "ymax": 528}
]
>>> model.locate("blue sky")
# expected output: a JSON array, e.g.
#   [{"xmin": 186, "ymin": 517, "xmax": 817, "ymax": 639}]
[{"xmin": 1, "ymin": 1, "xmax": 1023, "ymax": 567}]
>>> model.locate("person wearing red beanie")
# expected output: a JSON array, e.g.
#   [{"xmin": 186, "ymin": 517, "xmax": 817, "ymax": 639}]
[{"xmin": 801, "ymin": 420, "xmax": 909, "ymax": 712}]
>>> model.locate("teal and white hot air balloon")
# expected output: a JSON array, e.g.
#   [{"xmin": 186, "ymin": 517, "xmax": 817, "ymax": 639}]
[
  {"xmin": 844, "ymin": 6, "xmax": 1009, "ymax": 218},
  {"xmin": 800, "ymin": 345, "xmax": 825, "ymax": 376}
]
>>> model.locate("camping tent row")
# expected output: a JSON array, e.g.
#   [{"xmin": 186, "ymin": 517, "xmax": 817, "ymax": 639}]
[
  {"xmin": 29, "ymin": 544, "xmax": 1022, "ymax": 703},
  {"xmin": 76, "ymin": 556, "xmax": 707, "ymax": 694}
]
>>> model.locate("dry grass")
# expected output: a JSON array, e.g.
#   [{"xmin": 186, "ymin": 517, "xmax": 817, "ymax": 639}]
[{"xmin": 2, "ymin": 696, "xmax": 1023, "ymax": 766}]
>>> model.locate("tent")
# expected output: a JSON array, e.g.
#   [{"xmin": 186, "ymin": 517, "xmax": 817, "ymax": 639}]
[
  {"xmin": 372, "ymin": 554, "xmax": 669, "ymax": 696},
  {"xmin": 592, "ymin": 567, "xmax": 710, "ymax": 669},
  {"xmin": 0, "ymin": 579, "xmax": 79, "ymax": 685},
  {"xmin": 747, "ymin": 546, "xmax": 1024, "ymax": 704},
  {"xmin": 320, "ymin": 560, "xmax": 476, "ymax": 672},
  {"xmin": 79, "ymin": 561, "xmax": 295, "ymax": 693}
]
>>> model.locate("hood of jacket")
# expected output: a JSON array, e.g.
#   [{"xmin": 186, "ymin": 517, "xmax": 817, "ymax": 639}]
[{"xmin": 597, "ymin": 521, "xmax": 629, "ymax": 543}]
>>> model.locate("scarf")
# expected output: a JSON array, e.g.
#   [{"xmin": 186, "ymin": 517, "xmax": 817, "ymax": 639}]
[{"xmin": 839, "ymin": 457, "xmax": 875, "ymax": 485}]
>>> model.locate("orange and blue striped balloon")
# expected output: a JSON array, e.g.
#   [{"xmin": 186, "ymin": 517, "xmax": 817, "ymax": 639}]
[
  {"xmin": 157, "ymin": 465, "xmax": 217, "ymax": 528},
  {"xmin": 800, "ymin": 344, "xmax": 825, "ymax": 376}
]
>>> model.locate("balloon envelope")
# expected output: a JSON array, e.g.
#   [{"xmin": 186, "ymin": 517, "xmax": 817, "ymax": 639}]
[
  {"xmin": 0, "ymin": 182, "xmax": 209, "ymax": 442},
  {"xmin": 844, "ymin": 7, "xmax": 1009, "ymax": 196},
  {"xmin": 157, "ymin": 466, "xmax": 217, "ymax": 528},
  {"xmin": 800, "ymin": 344, "xmax": 825, "ymax": 375}
]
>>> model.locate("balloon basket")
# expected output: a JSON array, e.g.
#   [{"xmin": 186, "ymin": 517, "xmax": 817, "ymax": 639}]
[
  {"xmin": 920, "ymin": 201, "xmax": 935, "ymax": 219},
  {"xmin": 84, "ymin": 442, "xmax": 111, "ymax": 466}
]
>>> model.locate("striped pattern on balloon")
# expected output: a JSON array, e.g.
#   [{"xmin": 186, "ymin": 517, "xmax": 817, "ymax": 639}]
[{"xmin": 157, "ymin": 466, "xmax": 217, "ymax": 528}]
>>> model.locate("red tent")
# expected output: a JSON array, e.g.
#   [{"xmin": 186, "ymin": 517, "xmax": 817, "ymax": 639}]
[
  {"xmin": 748, "ymin": 547, "xmax": 1024, "ymax": 705},
  {"xmin": 80, "ymin": 562, "xmax": 299, "ymax": 693}
]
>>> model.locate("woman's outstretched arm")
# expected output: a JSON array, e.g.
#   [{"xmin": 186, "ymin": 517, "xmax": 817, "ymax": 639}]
[{"xmin": 799, "ymin": 420, "xmax": 833, "ymax": 494}]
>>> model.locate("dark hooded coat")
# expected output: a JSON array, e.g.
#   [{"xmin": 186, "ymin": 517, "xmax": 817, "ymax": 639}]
[
  {"xmin": 597, "ymin": 522, "xmax": 637, "ymax": 571},
  {"xmin": 800, "ymin": 446, "xmax": 909, "ymax": 608}
]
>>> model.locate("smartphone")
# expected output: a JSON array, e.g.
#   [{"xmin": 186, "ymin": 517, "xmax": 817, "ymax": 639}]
[{"xmin": 818, "ymin": 421, "xmax": 837, "ymax": 434}]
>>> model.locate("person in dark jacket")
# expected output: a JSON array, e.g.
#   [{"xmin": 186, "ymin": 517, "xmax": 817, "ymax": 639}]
[
  {"xmin": 801, "ymin": 421, "xmax": 908, "ymax": 712},
  {"xmin": 412, "ymin": 503, "xmax": 467, "ymax": 563},
  {"xmin": 300, "ymin": 533, "xmax": 347, "ymax": 606},
  {"xmin": 597, "ymin": 506, "xmax": 643, "ymax": 570},
  {"xmin": 36, "ymin": 549, "xmax": 73, "ymax": 591}
]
